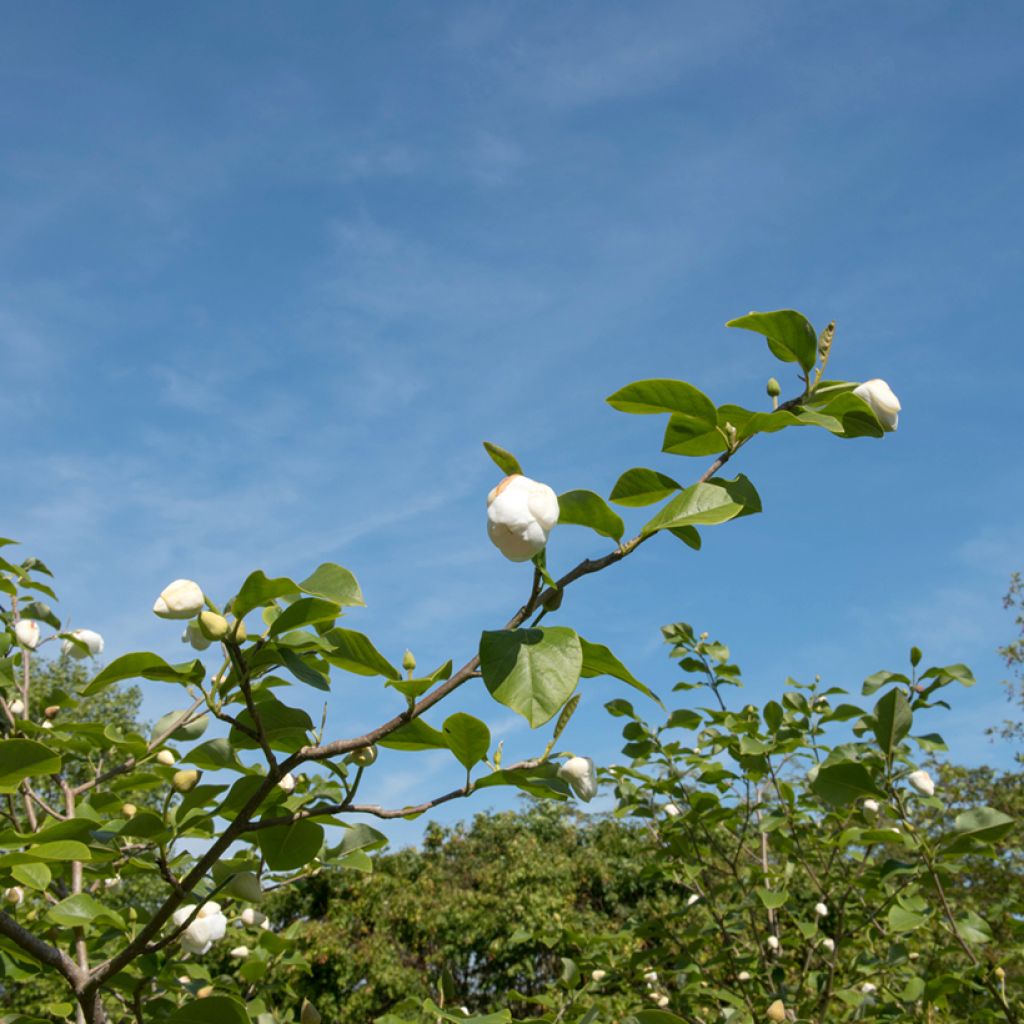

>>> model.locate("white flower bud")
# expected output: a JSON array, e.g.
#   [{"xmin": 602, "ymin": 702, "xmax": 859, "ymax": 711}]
[
  {"xmin": 737, "ymin": 971, "xmax": 751, "ymax": 982},
  {"xmin": 908, "ymin": 769, "xmax": 935, "ymax": 797},
  {"xmin": 172, "ymin": 769, "xmax": 201, "ymax": 793},
  {"xmin": 655, "ymin": 995, "xmax": 669, "ymax": 1009},
  {"xmin": 908, "ymin": 951, "xmax": 919, "ymax": 961},
  {"xmin": 862, "ymin": 798, "xmax": 880, "ymax": 816},
  {"xmin": 486, "ymin": 474, "xmax": 559, "ymax": 562},
  {"xmin": 766, "ymin": 999, "xmax": 786, "ymax": 1022},
  {"xmin": 153, "ymin": 579, "xmax": 205, "ymax": 620},
  {"xmin": 278, "ymin": 772, "xmax": 296, "ymax": 794},
  {"xmin": 240, "ymin": 907, "xmax": 268, "ymax": 929},
  {"xmin": 156, "ymin": 750, "xmax": 176, "ymax": 766},
  {"xmin": 62, "ymin": 629, "xmax": 104, "ymax": 659},
  {"xmin": 557, "ymin": 756, "xmax": 598, "ymax": 802},
  {"xmin": 814, "ymin": 902, "xmax": 829, "ymax": 918},
  {"xmin": 4, "ymin": 886, "xmax": 23, "ymax": 905},
  {"xmin": 766, "ymin": 935, "xmax": 780, "ymax": 952},
  {"xmin": 664, "ymin": 802, "xmax": 681, "ymax": 817},
  {"xmin": 229, "ymin": 945, "xmax": 250, "ymax": 959},
  {"xmin": 643, "ymin": 970, "xmax": 658, "ymax": 984},
  {"xmin": 41, "ymin": 720, "xmax": 53, "ymax": 730},
  {"xmin": 821, "ymin": 937, "xmax": 835, "ymax": 953},
  {"xmin": 852, "ymin": 378, "xmax": 901, "ymax": 431},
  {"xmin": 197, "ymin": 985, "xmax": 214, "ymax": 999},
  {"xmin": 591, "ymin": 969, "xmax": 607, "ymax": 982},
  {"xmin": 103, "ymin": 877, "xmax": 122, "ymax": 891},
  {"xmin": 9, "ymin": 698, "xmax": 24, "ymax": 716},
  {"xmin": 14, "ymin": 620, "xmax": 40, "ymax": 650},
  {"xmin": 686, "ymin": 893, "xmax": 700, "ymax": 907},
  {"xmin": 861, "ymin": 982, "xmax": 877, "ymax": 995},
  {"xmin": 121, "ymin": 803, "xmax": 138, "ymax": 818},
  {"xmin": 182, "ymin": 621, "xmax": 212, "ymax": 651}
]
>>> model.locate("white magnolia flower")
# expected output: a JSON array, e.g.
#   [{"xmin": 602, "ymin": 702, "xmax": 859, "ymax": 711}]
[
  {"xmin": 814, "ymin": 902, "xmax": 829, "ymax": 918},
  {"xmin": 591, "ymin": 969, "xmax": 607, "ymax": 982},
  {"xmin": 821, "ymin": 937, "xmax": 836, "ymax": 953},
  {"xmin": 737, "ymin": 971, "xmax": 751, "ymax": 982},
  {"xmin": 862, "ymin": 798, "xmax": 880, "ymax": 816},
  {"xmin": 182, "ymin": 621, "xmax": 212, "ymax": 651},
  {"xmin": 229, "ymin": 945, "xmax": 250, "ymax": 959},
  {"xmin": 14, "ymin": 620, "xmax": 40, "ymax": 650},
  {"xmin": 853, "ymin": 379, "xmax": 901, "ymax": 431},
  {"xmin": 557, "ymin": 756, "xmax": 598, "ymax": 802},
  {"xmin": 664, "ymin": 802, "xmax": 681, "ymax": 817},
  {"xmin": 62, "ymin": 629, "xmax": 104, "ymax": 659},
  {"xmin": 172, "ymin": 901, "xmax": 227, "ymax": 955},
  {"xmin": 861, "ymin": 982, "xmax": 877, "ymax": 995},
  {"xmin": 486, "ymin": 474, "xmax": 559, "ymax": 562},
  {"xmin": 9, "ymin": 698, "xmax": 24, "ymax": 716},
  {"xmin": 766, "ymin": 935, "xmax": 780, "ymax": 952},
  {"xmin": 278, "ymin": 772, "xmax": 296, "ymax": 794},
  {"xmin": 240, "ymin": 907, "xmax": 270, "ymax": 930},
  {"xmin": 157, "ymin": 750, "xmax": 176, "ymax": 766},
  {"xmin": 153, "ymin": 579, "xmax": 205, "ymax": 620},
  {"xmin": 686, "ymin": 893, "xmax": 700, "ymax": 907},
  {"xmin": 908, "ymin": 769, "xmax": 935, "ymax": 797},
  {"xmin": 4, "ymin": 886, "xmax": 23, "ymax": 905}
]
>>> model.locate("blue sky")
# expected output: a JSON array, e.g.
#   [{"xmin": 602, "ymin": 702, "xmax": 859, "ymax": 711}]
[{"xmin": 3, "ymin": 2, "xmax": 1023, "ymax": 844}]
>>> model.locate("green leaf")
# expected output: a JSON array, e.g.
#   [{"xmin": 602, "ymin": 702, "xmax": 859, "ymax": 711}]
[
  {"xmin": 11, "ymin": 863, "xmax": 50, "ymax": 889},
  {"xmin": 81, "ymin": 653, "xmax": 205, "ymax": 696},
  {"xmin": 641, "ymin": 475, "xmax": 761, "ymax": 535},
  {"xmin": 322, "ymin": 628, "xmax": 399, "ymax": 678},
  {"xmin": 46, "ymin": 893, "xmax": 125, "ymax": 930},
  {"xmin": 606, "ymin": 379, "xmax": 717, "ymax": 433},
  {"xmin": 386, "ymin": 660, "xmax": 452, "ymax": 702},
  {"xmin": 0, "ymin": 841, "xmax": 92, "ymax": 865},
  {"xmin": 810, "ymin": 761, "xmax": 884, "ymax": 806},
  {"xmin": 256, "ymin": 819, "xmax": 324, "ymax": 871},
  {"xmin": 298, "ymin": 563, "xmax": 365, "ymax": 608},
  {"xmin": 579, "ymin": 637, "xmax": 661, "ymax": 705},
  {"xmin": 17, "ymin": 601, "xmax": 60, "ymax": 629},
  {"xmin": 0, "ymin": 740, "xmax": 61, "ymax": 792},
  {"xmin": 378, "ymin": 719, "xmax": 450, "ymax": 752},
  {"xmin": 756, "ymin": 888, "xmax": 788, "ymax": 910},
  {"xmin": 230, "ymin": 698, "xmax": 314, "ymax": 753},
  {"xmin": 443, "ymin": 713, "xmax": 491, "ymax": 771},
  {"xmin": 887, "ymin": 905, "xmax": 926, "ymax": 932},
  {"xmin": 726, "ymin": 309, "xmax": 818, "ymax": 372},
  {"xmin": 279, "ymin": 648, "xmax": 331, "ymax": 690},
  {"xmin": 268, "ymin": 598, "xmax": 342, "ymax": 636},
  {"xmin": 608, "ymin": 467, "xmax": 681, "ymax": 507},
  {"xmin": 920, "ymin": 663, "xmax": 976, "ymax": 687},
  {"xmin": 483, "ymin": 441, "xmax": 523, "ymax": 476},
  {"xmin": 556, "ymin": 490, "xmax": 625, "ymax": 542},
  {"xmin": 232, "ymin": 570, "xmax": 302, "ymax": 620},
  {"xmin": 668, "ymin": 526, "xmax": 701, "ymax": 549},
  {"xmin": 479, "ymin": 627, "xmax": 583, "ymax": 728},
  {"xmin": 152, "ymin": 710, "xmax": 209, "ymax": 743},
  {"xmin": 872, "ymin": 688, "xmax": 912, "ymax": 755},
  {"xmin": 163, "ymin": 997, "xmax": 250, "ymax": 1024},
  {"xmin": 955, "ymin": 910, "xmax": 993, "ymax": 945},
  {"xmin": 633, "ymin": 1012, "xmax": 690, "ymax": 1024},
  {"xmin": 941, "ymin": 807, "xmax": 1015, "ymax": 853}
]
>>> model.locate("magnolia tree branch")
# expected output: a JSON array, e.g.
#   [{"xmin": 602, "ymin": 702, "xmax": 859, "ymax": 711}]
[{"xmin": 0, "ymin": 908, "xmax": 84, "ymax": 987}]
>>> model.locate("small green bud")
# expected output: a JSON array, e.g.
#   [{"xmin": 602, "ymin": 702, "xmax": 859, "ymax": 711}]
[
  {"xmin": 910, "ymin": 646, "xmax": 922, "ymax": 667},
  {"xmin": 198, "ymin": 611, "xmax": 230, "ymax": 641},
  {"xmin": 172, "ymin": 769, "xmax": 201, "ymax": 793},
  {"xmin": 995, "ymin": 966, "xmax": 1006, "ymax": 980},
  {"xmin": 230, "ymin": 619, "xmax": 248, "ymax": 644},
  {"xmin": 128, "ymin": 906, "xmax": 138, "ymax": 921},
  {"xmin": 348, "ymin": 744, "xmax": 378, "ymax": 767},
  {"xmin": 766, "ymin": 377, "xmax": 781, "ymax": 398},
  {"xmin": 121, "ymin": 803, "xmax": 138, "ymax": 818},
  {"xmin": 402, "ymin": 649, "xmax": 417, "ymax": 673}
]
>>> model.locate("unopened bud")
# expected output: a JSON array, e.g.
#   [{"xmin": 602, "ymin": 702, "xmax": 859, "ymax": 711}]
[
  {"xmin": 44, "ymin": 705, "xmax": 60, "ymax": 719},
  {"xmin": 9, "ymin": 698, "xmax": 24, "ymax": 716},
  {"xmin": 766, "ymin": 377, "xmax": 781, "ymax": 398},
  {"xmin": 156, "ymin": 749, "xmax": 176, "ymax": 766},
  {"xmin": 197, "ymin": 985, "xmax": 214, "ymax": 999},
  {"xmin": 198, "ymin": 611, "xmax": 230, "ymax": 641},
  {"xmin": 300, "ymin": 999, "xmax": 322, "ymax": 1024},
  {"xmin": 172, "ymin": 769, "xmax": 201, "ymax": 793},
  {"xmin": 128, "ymin": 906, "xmax": 138, "ymax": 921},
  {"xmin": 277, "ymin": 772, "xmax": 296, "ymax": 794},
  {"xmin": 348, "ymin": 745, "xmax": 378, "ymax": 767},
  {"xmin": 4, "ymin": 886, "xmax": 23, "ymax": 905},
  {"xmin": 229, "ymin": 618, "xmax": 247, "ymax": 644},
  {"xmin": 591, "ymin": 969, "xmax": 607, "ymax": 982},
  {"xmin": 766, "ymin": 998, "xmax": 786, "ymax": 1022},
  {"xmin": 402, "ymin": 649, "xmax": 417, "ymax": 673},
  {"xmin": 995, "ymin": 966, "xmax": 1006, "ymax": 980},
  {"xmin": 121, "ymin": 803, "xmax": 138, "ymax": 818},
  {"xmin": 908, "ymin": 951, "xmax": 919, "ymax": 961}
]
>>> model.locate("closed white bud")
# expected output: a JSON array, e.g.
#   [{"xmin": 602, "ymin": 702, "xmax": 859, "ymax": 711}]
[
  {"xmin": 62, "ymin": 629, "xmax": 104, "ymax": 659},
  {"xmin": 182, "ymin": 621, "xmax": 212, "ymax": 651},
  {"xmin": 9, "ymin": 698, "xmax": 24, "ymax": 716},
  {"xmin": 766, "ymin": 999, "xmax": 786, "ymax": 1022},
  {"xmin": 766, "ymin": 935, "xmax": 780, "ymax": 951},
  {"xmin": 240, "ymin": 907, "xmax": 268, "ymax": 929},
  {"xmin": 821, "ymin": 937, "xmax": 835, "ymax": 953},
  {"xmin": 591, "ymin": 969, "xmax": 607, "ymax": 982},
  {"xmin": 300, "ymin": 999, "xmax": 322, "ymax": 1024},
  {"xmin": 153, "ymin": 579, "xmax": 205, "ymax": 620},
  {"xmin": 14, "ymin": 620, "xmax": 40, "ymax": 650},
  {"xmin": 861, "ymin": 982, "xmax": 877, "ymax": 995},
  {"xmin": 41, "ymin": 720, "xmax": 53, "ymax": 730},
  {"xmin": 278, "ymin": 772, "xmax": 296, "ymax": 794},
  {"xmin": 172, "ymin": 769, "xmax": 201, "ymax": 793},
  {"xmin": 664, "ymin": 802, "xmax": 681, "ymax": 817},
  {"xmin": 643, "ymin": 970, "xmax": 658, "ymax": 984},
  {"xmin": 198, "ymin": 611, "xmax": 230, "ymax": 641},
  {"xmin": 557, "ymin": 756, "xmax": 598, "ymax": 802},
  {"xmin": 862, "ymin": 798, "xmax": 880, "ymax": 816},
  {"xmin": 908, "ymin": 769, "xmax": 935, "ymax": 797},
  {"xmin": 853, "ymin": 378, "xmax": 901, "ymax": 431},
  {"xmin": 655, "ymin": 994, "xmax": 669, "ymax": 1009},
  {"xmin": 908, "ymin": 951, "xmax": 919, "ymax": 961},
  {"xmin": 229, "ymin": 945, "xmax": 250, "ymax": 959},
  {"xmin": 814, "ymin": 902, "xmax": 829, "ymax": 918},
  {"xmin": 486, "ymin": 474, "xmax": 559, "ymax": 561},
  {"xmin": 737, "ymin": 971, "xmax": 751, "ymax": 981},
  {"xmin": 4, "ymin": 886, "xmax": 23, "ymax": 905},
  {"xmin": 197, "ymin": 985, "xmax": 214, "ymax": 999},
  {"xmin": 686, "ymin": 893, "xmax": 700, "ymax": 906},
  {"xmin": 121, "ymin": 803, "xmax": 138, "ymax": 818},
  {"xmin": 157, "ymin": 750, "xmax": 176, "ymax": 766}
]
